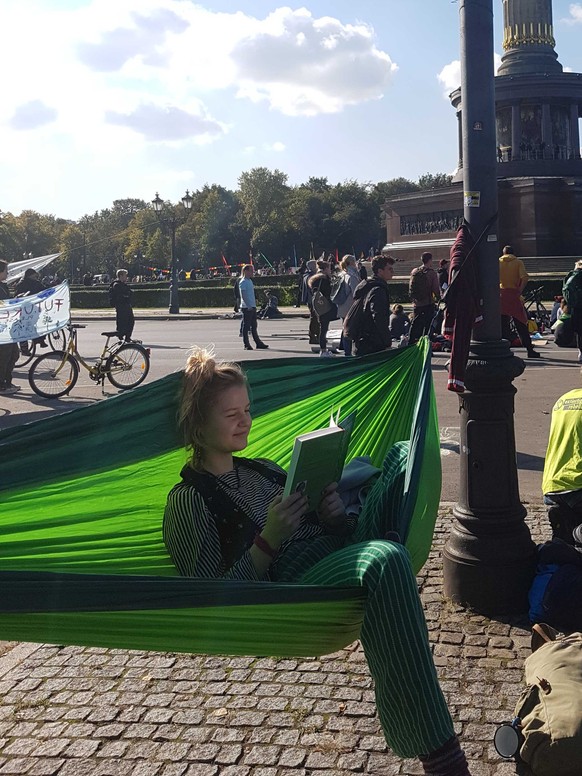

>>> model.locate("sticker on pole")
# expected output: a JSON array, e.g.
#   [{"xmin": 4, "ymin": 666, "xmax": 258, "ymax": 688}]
[{"xmin": 464, "ymin": 191, "xmax": 481, "ymax": 208}]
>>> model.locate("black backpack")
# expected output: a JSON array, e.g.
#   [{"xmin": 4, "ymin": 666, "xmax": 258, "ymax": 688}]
[
  {"xmin": 529, "ymin": 540, "xmax": 582, "ymax": 633},
  {"xmin": 563, "ymin": 270, "xmax": 582, "ymax": 310},
  {"xmin": 343, "ymin": 294, "xmax": 368, "ymax": 341}
]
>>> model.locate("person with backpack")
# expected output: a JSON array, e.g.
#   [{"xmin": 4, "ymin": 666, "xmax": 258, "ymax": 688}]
[
  {"xmin": 109, "ymin": 269, "xmax": 135, "ymax": 341},
  {"xmin": 562, "ymin": 259, "xmax": 582, "ymax": 363},
  {"xmin": 408, "ymin": 253, "xmax": 440, "ymax": 345},
  {"xmin": 301, "ymin": 259, "xmax": 320, "ymax": 345},
  {"xmin": 499, "ymin": 245, "xmax": 540, "ymax": 359},
  {"xmin": 308, "ymin": 260, "xmax": 337, "ymax": 358},
  {"xmin": 343, "ymin": 255, "xmax": 395, "ymax": 357},
  {"xmin": 333, "ymin": 255, "xmax": 360, "ymax": 357}
]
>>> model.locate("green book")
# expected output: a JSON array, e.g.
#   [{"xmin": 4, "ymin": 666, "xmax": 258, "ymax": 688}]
[{"xmin": 283, "ymin": 410, "xmax": 357, "ymax": 511}]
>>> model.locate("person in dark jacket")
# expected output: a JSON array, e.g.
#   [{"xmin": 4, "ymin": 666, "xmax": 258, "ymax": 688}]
[
  {"xmin": 109, "ymin": 269, "xmax": 135, "ymax": 340},
  {"xmin": 14, "ymin": 268, "xmax": 48, "ymax": 352},
  {"xmin": 308, "ymin": 260, "xmax": 337, "ymax": 358},
  {"xmin": 351, "ymin": 255, "xmax": 395, "ymax": 357},
  {"xmin": 302, "ymin": 259, "xmax": 320, "ymax": 345},
  {"xmin": 409, "ymin": 252, "xmax": 440, "ymax": 345},
  {"xmin": 14, "ymin": 268, "xmax": 45, "ymax": 297},
  {"xmin": 389, "ymin": 304, "xmax": 410, "ymax": 341},
  {"xmin": 0, "ymin": 260, "xmax": 20, "ymax": 394}
]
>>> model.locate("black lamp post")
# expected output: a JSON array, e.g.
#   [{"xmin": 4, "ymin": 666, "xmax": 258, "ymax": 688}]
[
  {"xmin": 441, "ymin": 0, "xmax": 537, "ymax": 615},
  {"xmin": 151, "ymin": 190, "xmax": 194, "ymax": 314}
]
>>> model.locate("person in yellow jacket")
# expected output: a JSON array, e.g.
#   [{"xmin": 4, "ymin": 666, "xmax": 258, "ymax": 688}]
[
  {"xmin": 499, "ymin": 245, "xmax": 540, "ymax": 358},
  {"xmin": 542, "ymin": 387, "xmax": 582, "ymax": 544}
]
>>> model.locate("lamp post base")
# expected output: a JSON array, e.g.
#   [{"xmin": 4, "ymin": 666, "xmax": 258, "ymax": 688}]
[{"xmin": 442, "ymin": 339, "xmax": 537, "ymax": 615}]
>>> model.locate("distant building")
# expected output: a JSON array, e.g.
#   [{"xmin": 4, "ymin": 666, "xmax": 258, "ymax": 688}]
[{"xmin": 383, "ymin": 0, "xmax": 582, "ymax": 267}]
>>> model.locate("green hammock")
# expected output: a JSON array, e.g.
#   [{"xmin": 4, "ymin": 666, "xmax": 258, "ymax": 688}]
[{"xmin": 0, "ymin": 340, "xmax": 441, "ymax": 657}]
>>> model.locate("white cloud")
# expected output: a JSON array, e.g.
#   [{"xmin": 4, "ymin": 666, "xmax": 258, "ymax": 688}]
[
  {"xmin": 0, "ymin": 1, "xmax": 398, "ymax": 147},
  {"xmin": 105, "ymin": 103, "xmax": 226, "ymax": 143},
  {"xmin": 437, "ymin": 61, "xmax": 460, "ymax": 97},
  {"xmin": 563, "ymin": 4, "xmax": 582, "ymax": 24},
  {"xmin": 9, "ymin": 100, "xmax": 58, "ymax": 130},
  {"xmin": 0, "ymin": 0, "xmax": 398, "ymax": 216},
  {"xmin": 230, "ymin": 7, "xmax": 398, "ymax": 116},
  {"xmin": 437, "ymin": 53, "xmax": 503, "ymax": 98}
]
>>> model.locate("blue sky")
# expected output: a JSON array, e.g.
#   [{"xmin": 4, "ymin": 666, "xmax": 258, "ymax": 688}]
[{"xmin": 1, "ymin": 0, "xmax": 581, "ymax": 220}]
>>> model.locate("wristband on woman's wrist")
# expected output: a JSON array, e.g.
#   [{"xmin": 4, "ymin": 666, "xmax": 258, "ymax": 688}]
[{"xmin": 253, "ymin": 533, "xmax": 278, "ymax": 559}]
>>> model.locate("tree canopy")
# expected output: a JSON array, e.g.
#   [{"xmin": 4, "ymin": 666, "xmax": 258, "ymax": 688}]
[{"xmin": 0, "ymin": 170, "xmax": 453, "ymax": 278}]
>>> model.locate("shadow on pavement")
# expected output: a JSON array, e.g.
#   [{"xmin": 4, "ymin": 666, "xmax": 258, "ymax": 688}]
[
  {"xmin": 517, "ymin": 451, "xmax": 545, "ymax": 472},
  {"xmin": 0, "ymin": 399, "xmax": 98, "ymax": 430}
]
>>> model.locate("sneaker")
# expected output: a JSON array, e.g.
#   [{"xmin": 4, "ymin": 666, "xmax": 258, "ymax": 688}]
[
  {"xmin": 244, "ymin": 345, "xmax": 253, "ymax": 351},
  {"xmin": 0, "ymin": 384, "xmax": 19, "ymax": 395},
  {"xmin": 255, "ymin": 342, "xmax": 269, "ymax": 349},
  {"xmin": 527, "ymin": 349, "xmax": 541, "ymax": 359},
  {"xmin": 319, "ymin": 350, "xmax": 335, "ymax": 358}
]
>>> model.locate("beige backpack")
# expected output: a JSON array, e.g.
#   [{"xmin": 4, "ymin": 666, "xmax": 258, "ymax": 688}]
[{"xmin": 515, "ymin": 631, "xmax": 582, "ymax": 775}]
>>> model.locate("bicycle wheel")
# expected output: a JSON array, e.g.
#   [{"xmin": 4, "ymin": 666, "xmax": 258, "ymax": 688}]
[
  {"xmin": 15, "ymin": 341, "xmax": 36, "ymax": 368},
  {"xmin": 29, "ymin": 352, "xmax": 79, "ymax": 398},
  {"xmin": 49, "ymin": 328, "xmax": 66, "ymax": 351},
  {"xmin": 106, "ymin": 343, "xmax": 150, "ymax": 390}
]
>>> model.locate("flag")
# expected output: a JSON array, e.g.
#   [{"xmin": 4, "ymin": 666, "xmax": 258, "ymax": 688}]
[
  {"xmin": 260, "ymin": 252, "xmax": 274, "ymax": 269},
  {"xmin": 221, "ymin": 254, "xmax": 230, "ymax": 271},
  {"xmin": 293, "ymin": 245, "xmax": 298, "ymax": 267}
]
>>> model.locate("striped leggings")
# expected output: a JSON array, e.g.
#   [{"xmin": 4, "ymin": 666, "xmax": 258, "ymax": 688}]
[{"xmin": 274, "ymin": 536, "xmax": 454, "ymax": 758}]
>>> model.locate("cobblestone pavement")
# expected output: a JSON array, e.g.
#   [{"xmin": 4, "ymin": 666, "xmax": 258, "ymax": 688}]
[{"xmin": 0, "ymin": 505, "xmax": 550, "ymax": 776}]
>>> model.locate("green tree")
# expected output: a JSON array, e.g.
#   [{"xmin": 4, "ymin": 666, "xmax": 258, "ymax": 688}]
[
  {"xmin": 237, "ymin": 168, "xmax": 290, "ymax": 259},
  {"xmin": 145, "ymin": 228, "xmax": 169, "ymax": 270},
  {"xmin": 327, "ymin": 181, "xmax": 379, "ymax": 255},
  {"xmin": 417, "ymin": 172, "xmax": 453, "ymax": 189},
  {"xmin": 190, "ymin": 185, "xmax": 245, "ymax": 268}
]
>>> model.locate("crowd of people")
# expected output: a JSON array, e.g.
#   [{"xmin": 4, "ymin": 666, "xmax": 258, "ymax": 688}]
[{"xmin": 292, "ymin": 243, "xmax": 571, "ymax": 362}]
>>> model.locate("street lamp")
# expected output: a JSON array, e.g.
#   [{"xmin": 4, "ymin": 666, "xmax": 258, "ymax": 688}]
[
  {"xmin": 152, "ymin": 190, "xmax": 193, "ymax": 314},
  {"xmin": 441, "ymin": 0, "xmax": 536, "ymax": 615},
  {"xmin": 23, "ymin": 252, "xmax": 33, "ymax": 261}
]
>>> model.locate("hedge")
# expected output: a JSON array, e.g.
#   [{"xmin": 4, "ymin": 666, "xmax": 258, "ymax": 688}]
[
  {"xmin": 72, "ymin": 282, "xmax": 300, "ymax": 309},
  {"xmin": 70, "ymin": 277, "xmax": 565, "ymax": 309}
]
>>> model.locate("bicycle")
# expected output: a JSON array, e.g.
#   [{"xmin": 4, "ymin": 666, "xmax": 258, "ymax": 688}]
[
  {"xmin": 28, "ymin": 323, "xmax": 150, "ymax": 399},
  {"xmin": 523, "ymin": 286, "xmax": 552, "ymax": 332},
  {"xmin": 15, "ymin": 329, "xmax": 67, "ymax": 368}
]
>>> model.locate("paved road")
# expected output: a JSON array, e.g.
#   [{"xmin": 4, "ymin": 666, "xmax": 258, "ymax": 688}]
[
  {"xmin": 1, "ymin": 311, "xmax": 570, "ymax": 775},
  {"xmin": 2, "ymin": 312, "xmax": 580, "ymax": 504}
]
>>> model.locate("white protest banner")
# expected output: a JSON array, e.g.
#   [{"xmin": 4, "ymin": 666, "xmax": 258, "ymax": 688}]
[{"xmin": 0, "ymin": 282, "xmax": 70, "ymax": 344}]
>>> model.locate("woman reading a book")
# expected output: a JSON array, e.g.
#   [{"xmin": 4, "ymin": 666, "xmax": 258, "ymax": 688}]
[{"xmin": 163, "ymin": 349, "xmax": 471, "ymax": 776}]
